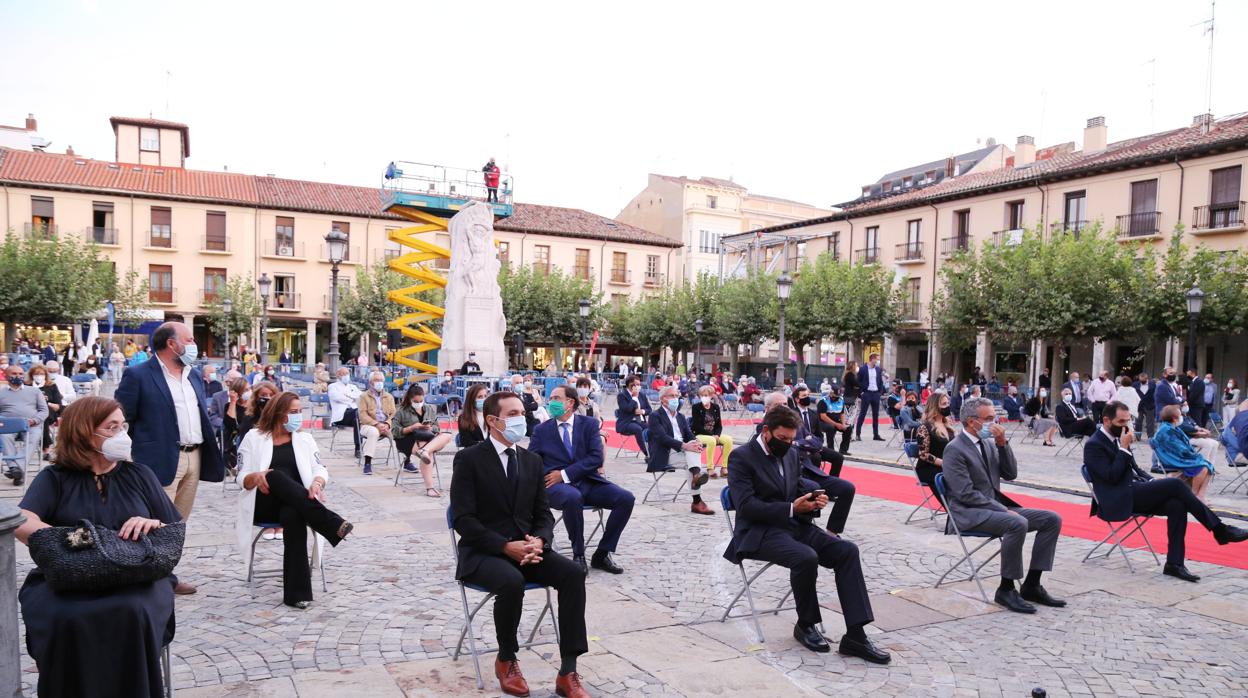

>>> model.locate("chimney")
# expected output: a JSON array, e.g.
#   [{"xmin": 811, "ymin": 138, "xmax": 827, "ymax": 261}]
[
  {"xmin": 24, "ymin": 113, "xmax": 36, "ymax": 131},
  {"xmin": 1192, "ymin": 113, "xmax": 1213, "ymax": 134},
  {"xmin": 945, "ymin": 156, "xmax": 956, "ymax": 177},
  {"xmin": 1015, "ymin": 135, "xmax": 1036, "ymax": 166},
  {"xmin": 65, "ymin": 145, "xmax": 74, "ymax": 156},
  {"xmin": 1083, "ymin": 116, "xmax": 1107, "ymax": 152}
]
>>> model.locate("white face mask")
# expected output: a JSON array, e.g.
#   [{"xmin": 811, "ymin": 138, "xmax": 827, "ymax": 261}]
[
  {"xmin": 338, "ymin": 375, "xmax": 351, "ymax": 384},
  {"xmin": 700, "ymin": 396, "xmax": 712, "ymax": 406},
  {"xmin": 372, "ymin": 381, "xmax": 385, "ymax": 393},
  {"xmin": 99, "ymin": 431, "xmax": 133, "ymax": 462},
  {"xmin": 33, "ymin": 375, "xmax": 45, "ymax": 387}
]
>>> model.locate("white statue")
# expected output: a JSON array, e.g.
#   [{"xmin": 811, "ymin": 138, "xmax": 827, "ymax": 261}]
[{"xmin": 439, "ymin": 201, "xmax": 508, "ymax": 375}]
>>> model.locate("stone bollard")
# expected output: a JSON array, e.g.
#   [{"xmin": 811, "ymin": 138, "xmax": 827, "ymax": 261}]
[{"xmin": 0, "ymin": 502, "xmax": 25, "ymax": 698}]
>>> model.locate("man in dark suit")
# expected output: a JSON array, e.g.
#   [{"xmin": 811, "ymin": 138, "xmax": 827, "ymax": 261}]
[
  {"xmin": 1055, "ymin": 388, "xmax": 1097, "ymax": 438},
  {"xmin": 1187, "ymin": 372, "xmax": 1208, "ymax": 428},
  {"xmin": 114, "ymin": 321, "xmax": 224, "ymax": 596},
  {"xmin": 530, "ymin": 385, "xmax": 634, "ymax": 574},
  {"xmin": 1134, "ymin": 372, "xmax": 1157, "ymax": 437},
  {"xmin": 449, "ymin": 392, "xmax": 590, "ymax": 698},
  {"xmin": 1062, "ymin": 371, "xmax": 1089, "ymax": 411},
  {"xmin": 723, "ymin": 408, "xmax": 890, "ymax": 663},
  {"xmin": 1084, "ymin": 401, "xmax": 1247, "ymax": 582},
  {"xmin": 769, "ymin": 388, "xmax": 856, "ymax": 534},
  {"xmin": 615, "ymin": 375, "xmax": 651, "ymax": 457},
  {"xmin": 854, "ymin": 353, "xmax": 886, "ymax": 441},
  {"xmin": 1154, "ymin": 366, "xmax": 1184, "ymax": 417},
  {"xmin": 646, "ymin": 385, "xmax": 710, "ymax": 515}
]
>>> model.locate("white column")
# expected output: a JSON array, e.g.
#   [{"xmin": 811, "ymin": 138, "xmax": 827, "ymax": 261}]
[
  {"xmin": 1030, "ymin": 340, "xmax": 1045, "ymax": 389},
  {"xmin": 305, "ymin": 319, "xmax": 318, "ymax": 368},
  {"xmin": 929, "ymin": 334, "xmax": 943, "ymax": 380},
  {"xmin": 974, "ymin": 331, "xmax": 990, "ymax": 373},
  {"xmin": 882, "ymin": 335, "xmax": 898, "ymax": 378},
  {"xmin": 1090, "ymin": 339, "xmax": 1107, "ymax": 376}
]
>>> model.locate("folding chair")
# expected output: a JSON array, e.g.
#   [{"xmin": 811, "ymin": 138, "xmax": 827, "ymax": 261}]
[
  {"xmin": 447, "ymin": 507, "xmax": 559, "ymax": 690},
  {"xmin": 1220, "ymin": 428, "xmax": 1248, "ymax": 494},
  {"xmin": 161, "ymin": 643, "xmax": 174, "ymax": 698},
  {"xmin": 721, "ymin": 393, "xmax": 740, "ymax": 413},
  {"xmin": 1014, "ymin": 417, "xmax": 1040, "ymax": 445},
  {"xmin": 1054, "ymin": 433, "xmax": 1085, "ymax": 458},
  {"xmin": 308, "ymin": 393, "xmax": 330, "ymax": 425},
  {"xmin": 613, "ymin": 424, "xmax": 647, "ymax": 459},
  {"xmin": 745, "ymin": 403, "xmax": 765, "ymax": 422},
  {"xmin": 1078, "ymin": 466, "xmax": 1160, "ymax": 572},
  {"xmin": 903, "ymin": 443, "xmax": 946, "ymax": 525},
  {"xmin": 0, "ymin": 417, "xmax": 40, "ymax": 492},
  {"xmin": 393, "ymin": 445, "xmax": 443, "ymax": 490},
  {"xmin": 895, "ymin": 437, "xmax": 918, "ymax": 465},
  {"xmin": 1207, "ymin": 412, "xmax": 1225, "ymax": 440},
  {"xmin": 641, "ymin": 467, "xmax": 690, "ymax": 504},
  {"xmin": 932, "ymin": 474, "xmax": 1001, "ymax": 603},
  {"xmin": 245, "ymin": 523, "xmax": 328, "ymax": 591},
  {"xmin": 718, "ymin": 487, "xmax": 797, "ymax": 643},
  {"xmin": 550, "ymin": 505, "xmax": 605, "ymax": 554}
]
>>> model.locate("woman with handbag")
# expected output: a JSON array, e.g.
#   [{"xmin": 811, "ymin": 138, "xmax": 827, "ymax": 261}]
[
  {"xmin": 15, "ymin": 396, "xmax": 182, "ymax": 698},
  {"xmin": 236, "ymin": 391, "xmax": 354, "ymax": 609},
  {"xmin": 391, "ymin": 384, "xmax": 451, "ymax": 497}
]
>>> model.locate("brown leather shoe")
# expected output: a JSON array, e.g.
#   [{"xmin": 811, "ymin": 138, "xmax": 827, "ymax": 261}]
[
  {"xmin": 691, "ymin": 500, "xmax": 715, "ymax": 516},
  {"xmin": 556, "ymin": 671, "xmax": 590, "ymax": 698},
  {"xmin": 494, "ymin": 658, "xmax": 530, "ymax": 697},
  {"xmin": 174, "ymin": 582, "xmax": 197, "ymax": 595}
]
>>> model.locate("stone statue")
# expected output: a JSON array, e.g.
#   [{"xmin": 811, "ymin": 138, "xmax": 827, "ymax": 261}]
[{"xmin": 438, "ymin": 201, "xmax": 508, "ymax": 375}]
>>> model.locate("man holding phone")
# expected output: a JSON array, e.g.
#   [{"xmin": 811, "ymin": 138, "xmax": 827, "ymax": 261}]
[{"xmin": 723, "ymin": 408, "xmax": 890, "ymax": 664}]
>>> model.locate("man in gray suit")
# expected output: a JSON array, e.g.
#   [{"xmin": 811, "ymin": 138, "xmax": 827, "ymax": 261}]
[{"xmin": 942, "ymin": 397, "xmax": 1065, "ymax": 614}]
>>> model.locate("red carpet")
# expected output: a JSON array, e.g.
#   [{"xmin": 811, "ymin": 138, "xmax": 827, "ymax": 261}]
[{"xmin": 600, "ymin": 424, "xmax": 1246, "ymax": 571}]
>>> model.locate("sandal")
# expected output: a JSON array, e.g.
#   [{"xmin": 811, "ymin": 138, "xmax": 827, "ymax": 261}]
[
  {"xmin": 426, "ymin": 488, "xmax": 442, "ymax": 498},
  {"xmin": 415, "ymin": 448, "xmax": 432, "ymax": 465}
]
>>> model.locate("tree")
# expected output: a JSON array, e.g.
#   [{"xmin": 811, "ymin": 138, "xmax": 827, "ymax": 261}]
[
  {"xmin": 712, "ymin": 270, "xmax": 777, "ymax": 374},
  {"xmin": 339, "ymin": 260, "xmax": 411, "ymax": 347},
  {"xmin": 818, "ymin": 257, "xmax": 905, "ymax": 350},
  {"xmin": 204, "ymin": 275, "xmax": 262, "ymax": 350},
  {"xmin": 784, "ymin": 258, "xmax": 832, "ymax": 378},
  {"xmin": 108, "ymin": 270, "xmax": 154, "ymax": 330},
  {"xmin": 498, "ymin": 265, "xmax": 601, "ymax": 367},
  {"xmin": 1141, "ymin": 227, "xmax": 1248, "ymax": 343},
  {"xmin": 0, "ymin": 231, "xmax": 115, "ymax": 347}
]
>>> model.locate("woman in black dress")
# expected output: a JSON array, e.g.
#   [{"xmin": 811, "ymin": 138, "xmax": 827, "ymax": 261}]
[
  {"xmin": 841, "ymin": 361, "xmax": 861, "ymax": 425},
  {"xmin": 457, "ymin": 383, "xmax": 489, "ymax": 447},
  {"xmin": 28, "ymin": 364, "xmax": 63, "ymax": 459},
  {"xmin": 225, "ymin": 380, "xmax": 279, "ymax": 453},
  {"xmin": 16, "ymin": 396, "xmax": 181, "ymax": 698},
  {"xmin": 915, "ymin": 390, "xmax": 956, "ymax": 500}
]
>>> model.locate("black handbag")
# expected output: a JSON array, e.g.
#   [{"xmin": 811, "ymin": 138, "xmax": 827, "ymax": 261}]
[{"xmin": 27, "ymin": 519, "xmax": 185, "ymax": 592}]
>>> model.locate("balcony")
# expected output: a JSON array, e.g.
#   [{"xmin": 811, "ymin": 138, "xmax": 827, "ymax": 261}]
[
  {"xmin": 572, "ymin": 265, "xmax": 595, "ymax": 282},
  {"xmin": 149, "ymin": 288, "xmax": 176, "ymax": 305},
  {"xmin": 643, "ymin": 272, "xmax": 664, "ymax": 287},
  {"xmin": 900, "ymin": 301, "xmax": 925, "ymax": 324},
  {"xmin": 198, "ymin": 288, "xmax": 224, "ymax": 306},
  {"xmin": 992, "ymin": 229, "xmax": 1026, "ymax": 246},
  {"xmin": 24, "ymin": 222, "xmax": 57, "ymax": 239},
  {"xmin": 1051, "ymin": 220, "xmax": 1089, "ymax": 239},
  {"xmin": 319, "ymin": 243, "xmax": 361, "ymax": 265},
  {"xmin": 894, "ymin": 241, "xmax": 924, "ymax": 264},
  {"xmin": 855, "ymin": 247, "xmax": 880, "ymax": 265},
  {"xmin": 85, "ymin": 227, "xmax": 119, "ymax": 246},
  {"xmin": 1192, "ymin": 201, "xmax": 1245, "ymax": 234},
  {"xmin": 146, "ymin": 229, "xmax": 175, "ymax": 249},
  {"xmin": 375, "ymin": 247, "xmax": 403, "ymax": 262},
  {"xmin": 201, "ymin": 235, "xmax": 231, "ymax": 253},
  {"xmin": 263, "ymin": 239, "xmax": 306, "ymax": 259},
  {"xmin": 608, "ymin": 268, "xmax": 631, "ymax": 285},
  {"xmin": 940, "ymin": 235, "xmax": 972, "ymax": 255},
  {"xmin": 1116, "ymin": 211, "xmax": 1162, "ymax": 240},
  {"xmin": 531, "ymin": 262, "xmax": 552, "ymax": 275},
  {"xmin": 268, "ymin": 292, "xmax": 301, "ymax": 311}
]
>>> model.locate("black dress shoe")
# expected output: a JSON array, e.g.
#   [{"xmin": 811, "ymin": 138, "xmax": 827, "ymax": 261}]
[
  {"xmin": 1019, "ymin": 585, "xmax": 1067, "ymax": 608},
  {"xmin": 572, "ymin": 555, "xmax": 588, "ymax": 574},
  {"xmin": 1163, "ymin": 563, "xmax": 1200, "ymax": 582},
  {"xmin": 590, "ymin": 552, "xmax": 623, "ymax": 574},
  {"xmin": 793, "ymin": 623, "xmax": 830, "ymax": 653},
  {"xmin": 872, "ymin": 436, "xmax": 886, "ymax": 441},
  {"xmin": 1213, "ymin": 524, "xmax": 1248, "ymax": 545},
  {"xmin": 994, "ymin": 588, "xmax": 1037, "ymax": 613},
  {"xmin": 838, "ymin": 635, "xmax": 891, "ymax": 665}
]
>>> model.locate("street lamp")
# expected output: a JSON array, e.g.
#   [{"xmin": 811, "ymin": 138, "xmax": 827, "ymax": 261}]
[
  {"xmin": 578, "ymin": 298, "xmax": 591, "ymax": 372},
  {"xmin": 222, "ymin": 297, "xmax": 233, "ymax": 368},
  {"xmin": 1185, "ymin": 285, "xmax": 1204, "ymax": 373},
  {"xmin": 257, "ymin": 273, "xmax": 272, "ymax": 359},
  {"xmin": 324, "ymin": 229, "xmax": 349, "ymax": 373},
  {"xmin": 775, "ymin": 272, "xmax": 792, "ymax": 388},
  {"xmin": 694, "ymin": 318, "xmax": 704, "ymax": 378}
]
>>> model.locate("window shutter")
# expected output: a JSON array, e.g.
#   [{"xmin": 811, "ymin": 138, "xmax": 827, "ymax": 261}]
[{"xmin": 31, "ymin": 197, "xmax": 54, "ymax": 218}]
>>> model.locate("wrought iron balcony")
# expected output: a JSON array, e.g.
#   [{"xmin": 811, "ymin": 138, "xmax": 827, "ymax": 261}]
[
  {"xmin": 855, "ymin": 247, "xmax": 880, "ymax": 265},
  {"xmin": 940, "ymin": 235, "xmax": 972, "ymax": 255},
  {"xmin": 900, "ymin": 301, "xmax": 924, "ymax": 323},
  {"xmin": 609, "ymin": 268, "xmax": 631, "ymax": 285},
  {"xmin": 643, "ymin": 272, "xmax": 664, "ymax": 287},
  {"xmin": 201, "ymin": 234, "xmax": 230, "ymax": 253},
  {"xmin": 992, "ymin": 229, "xmax": 1026, "ymax": 246},
  {"xmin": 1192, "ymin": 201, "xmax": 1245, "ymax": 232},
  {"xmin": 894, "ymin": 241, "xmax": 924, "ymax": 263},
  {"xmin": 1116, "ymin": 211, "xmax": 1161, "ymax": 238},
  {"xmin": 85, "ymin": 227, "xmax": 118, "ymax": 245}
]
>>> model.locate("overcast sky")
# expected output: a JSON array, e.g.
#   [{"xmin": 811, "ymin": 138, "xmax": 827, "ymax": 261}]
[{"xmin": 2, "ymin": 1, "xmax": 1243, "ymax": 217}]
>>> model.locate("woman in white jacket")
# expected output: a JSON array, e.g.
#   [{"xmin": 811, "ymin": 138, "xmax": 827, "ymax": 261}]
[{"xmin": 237, "ymin": 392, "xmax": 354, "ymax": 608}]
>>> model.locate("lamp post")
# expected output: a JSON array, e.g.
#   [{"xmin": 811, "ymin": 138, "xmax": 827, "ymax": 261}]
[
  {"xmin": 576, "ymin": 297, "xmax": 591, "ymax": 374},
  {"xmin": 694, "ymin": 318, "xmax": 704, "ymax": 378},
  {"xmin": 775, "ymin": 272, "xmax": 792, "ymax": 388},
  {"xmin": 1185, "ymin": 285, "xmax": 1204, "ymax": 373},
  {"xmin": 222, "ymin": 297, "xmax": 233, "ymax": 369},
  {"xmin": 324, "ymin": 229, "xmax": 349, "ymax": 373},
  {"xmin": 257, "ymin": 273, "xmax": 272, "ymax": 360}
]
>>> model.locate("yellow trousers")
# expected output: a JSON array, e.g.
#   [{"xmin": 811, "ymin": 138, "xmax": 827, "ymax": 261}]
[{"xmin": 695, "ymin": 434, "xmax": 734, "ymax": 468}]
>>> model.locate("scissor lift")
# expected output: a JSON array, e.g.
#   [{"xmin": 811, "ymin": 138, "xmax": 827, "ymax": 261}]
[{"xmin": 381, "ymin": 161, "xmax": 513, "ymax": 373}]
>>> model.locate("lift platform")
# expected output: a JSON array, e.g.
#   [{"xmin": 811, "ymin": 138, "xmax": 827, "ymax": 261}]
[{"xmin": 380, "ymin": 161, "xmax": 513, "ymax": 374}]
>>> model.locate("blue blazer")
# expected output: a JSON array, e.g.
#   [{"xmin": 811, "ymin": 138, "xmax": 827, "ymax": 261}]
[
  {"xmin": 1082, "ymin": 429, "xmax": 1151, "ymax": 522},
  {"xmin": 115, "ymin": 356, "xmax": 224, "ymax": 486},
  {"xmin": 646, "ymin": 408, "xmax": 694, "ymax": 472},
  {"xmin": 528, "ymin": 415, "xmax": 607, "ymax": 486},
  {"xmin": 857, "ymin": 364, "xmax": 884, "ymax": 393},
  {"xmin": 616, "ymin": 391, "xmax": 652, "ymax": 428},
  {"xmin": 1154, "ymin": 379, "xmax": 1182, "ymax": 414}
]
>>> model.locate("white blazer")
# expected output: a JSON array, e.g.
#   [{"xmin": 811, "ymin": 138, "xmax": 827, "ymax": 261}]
[{"xmin": 235, "ymin": 429, "xmax": 330, "ymax": 576}]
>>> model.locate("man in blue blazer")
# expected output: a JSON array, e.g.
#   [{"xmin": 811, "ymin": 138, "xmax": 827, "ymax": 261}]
[
  {"xmin": 854, "ymin": 353, "xmax": 885, "ymax": 441},
  {"xmin": 530, "ymin": 385, "xmax": 634, "ymax": 574},
  {"xmin": 1153, "ymin": 366, "xmax": 1183, "ymax": 417},
  {"xmin": 1084, "ymin": 400, "xmax": 1246, "ymax": 583},
  {"xmin": 646, "ymin": 386, "xmax": 711, "ymax": 515},
  {"xmin": 615, "ymin": 375, "xmax": 651, "ymax": 457},
  {"xmin": 115, "ymin": 322, "xmax": 224, "ymax": 595}
]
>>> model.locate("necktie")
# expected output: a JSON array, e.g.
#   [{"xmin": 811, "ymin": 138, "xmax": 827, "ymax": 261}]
[
  {"xmin": 977, "ymin": 439, "xmax": 990, "ymax": 469},
  {"xmin": 561, "ymin": 422, "xmax": 574, "ymax": 456},
  {"xmin": 504, "ymin": 447, "xmax": 517, "ymax": 482},
  {"xmin": 773, "ymin": 455, "xmax": 786, "ymax": 493}
]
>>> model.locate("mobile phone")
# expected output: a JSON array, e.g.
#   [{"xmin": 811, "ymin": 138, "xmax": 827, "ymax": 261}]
[{"xmin": 807, "ymin": 489, "xmax": 826, "ymax": 500}]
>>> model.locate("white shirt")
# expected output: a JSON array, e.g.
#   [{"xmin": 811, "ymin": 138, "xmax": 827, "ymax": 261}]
[
  {"xmin": 556, "ymin": 415, "xmax": 576, "ymax": 483},
  {"xmin": 51, "ymin": 374, "xmax": 75, "ymax": 405},
  {"xmin": 866, "ymin": 364, "xmax": 879, "ymax": 392},
  {"xmin": 160, "ymin": 359, "xmax": 203, "ymax": 445},
  {"xmin": 327, "ymin": 380, "xmax": 362, "ymax": 423},
  {"xmin": 661, "ymin": 407, "xmax": 681, "ymax": 465},
  {"xmin": 489, "ymin": 434, "xmax": 516, "ymax": 477}
]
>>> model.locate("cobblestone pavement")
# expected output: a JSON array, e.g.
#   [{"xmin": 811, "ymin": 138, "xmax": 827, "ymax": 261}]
[{"xmin": 11, "ymin": 406, "xmax": 1248, "ymax": 697}]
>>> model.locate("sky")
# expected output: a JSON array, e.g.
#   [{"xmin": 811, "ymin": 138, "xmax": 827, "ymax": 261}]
[{"xmin": 1, "ymin": 0, "xmax": 1243, "ymax": 217}]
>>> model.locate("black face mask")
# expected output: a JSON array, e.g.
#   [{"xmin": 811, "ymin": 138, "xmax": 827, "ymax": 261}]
[
  {"xmin": 1165, "ymin": 374, "xmax": 1176, "ymax": 382},
  {"xmin": 1108, "ymin": 424, "xmax": 1124, "ymax": 438},
  {"xmin": 766, "ymin": 434, "xmax": 792, "ymax": 459},
  {"xmin": 906, "ymin": 400, "xmax": 916, "ymax": 407},
  {"xmin": 939, "ymin": 406, "xmax": 952, "ymax": 417},
  {"xmin": 257, "ymin": 396, "xmax": 271, "ymax": 408},
  {"xmin": 798, "ymin": 396, "xmax": 811, "ymax": 407}
]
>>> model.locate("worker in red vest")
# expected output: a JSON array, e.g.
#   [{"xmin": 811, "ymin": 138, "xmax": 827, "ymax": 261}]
[{"xmin": 483, "ymin": 158, "xmax": 501, "ymax": 203}]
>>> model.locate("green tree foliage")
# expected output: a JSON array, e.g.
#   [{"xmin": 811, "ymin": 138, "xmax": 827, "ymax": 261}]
[
  {"xmin": 108, "ymin": 270, "xmax": 154, "ymax": 329},
  {"xmin": 338, "ymin": 261, "xmax": 412, "ymax": 342},
  {"xmin": 712, "ymin": 270, "xmax": 777, "ymax": 374},
  {"xmin": 1142, "ymin": 227, "xmax": 1248, "ymax": 339},
  {"xmin": 816, "ymin": 256, "xmax": 906, "ymax": 348},
  {"xmin": 498, "ymin": 265, "xmax": 601, "ymax": 347},
  {"xmin": 204, "ymin": 275, "xmax": 262, "ymax": 345},
  {"xmin": 0, "ymin": 232, "xmax": 115, "ymax": 345}
]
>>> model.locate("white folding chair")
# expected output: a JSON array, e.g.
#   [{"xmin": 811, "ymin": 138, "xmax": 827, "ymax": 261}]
[
  {"xmin": 932, "ymin": 474, "xmax": 1001, "ymax": 603},
  {"xmin": 641, "ymin": 468, "xmax": 690, "ymax": 504},
  {"xmin": 718, "ymin": 487, "xmax": 800, "ymax": 643},
  {"xmin": 245, "ymin": 523, "xmax": 328, "ymax": 592},
  {"xmin": 551, "ymin": 505, "xmax": 605, "ymax": 554},
  {"xmin": 1054, "ymin": 433, "xmax": 1085, "ymax": 458},
  {"xmin": 1079, "ymin": 466, "xmax": 1160, "ymax": 572}
]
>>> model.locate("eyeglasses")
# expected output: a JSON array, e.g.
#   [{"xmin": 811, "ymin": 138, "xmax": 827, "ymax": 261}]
[{"xmin": 95, "ymin": 422, "xmax": 129, "ymax": 437}]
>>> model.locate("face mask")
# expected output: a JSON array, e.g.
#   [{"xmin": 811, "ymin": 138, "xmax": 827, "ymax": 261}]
[
  {"xmin": 978, "ymin": 421, "xmax": 994, "ymax": 440},
  {"xmin": 266, "ymin": 369, "xmax": 274, "ymax": 376},
  {"xmin": 1062, "ymin": 394, "xmax": 1073, "ymax": 403},
  {"xmin": 7, "ymin": 376, "xmax": 22, "ymax": 387},
  {"xmin": 1165, "ymin": 374, "xmax": 1176, "ymax": 382},
  {"xmin": 1039, "ymin": 390, "xmax": 1048, "ymax": 398},
  {"xmin": 339, "ymin": 375, "xmax": 350, "ymax": 384},
  {"xmin": 766, "ymin": 433, "xmax": 791, "ymax": 459},
  {"xmin": 939, "ymin": 406, "xmax": 952, "ymax": 417},
  {"xmin": 285, "ymin": 413, "xmax": 304, "ymax": 432},
  {"xmin": 512, "ymin": 383, "xmax": 524, "ymax": 393},
  {"xmin": 372, "ymin": 381, "xmax": 385, "ymax": 392},
  {"xmin": 700, "ymin": 396, "xmax": 712, "ymax": 406},
  {"xmin": 1108, "ymin": 424, "xmax": 1124, "ymax": 438},
  {"xmin": 1181, "ymin": 405, "xmax": 1190, "ymax": 414},
  {"xmin": 906, "ymin": 400, "xmax": 916, "ymax": 407},
  {"xmin": 33, "ymin": 375, "xmax": 45, "ymax": 387},
  {"xmin": 665, "ymin": 397, "xmax": 680, "ymax": 411},
  {"xmin": 242, "ymin": 390, "xmax": 253, "ymax": 401},
  {"xmin": 179, "ymin": 342, "xmax": 198, "ymax": 365},
  {"xmin": 204, "ymin": 373, "xmax": 216, "ymax": 383},
  {"xmin": 1228, "ymin": 382, "xmax": 1234, "ymax": 389},
  {"xmin": 547, "ymin": 399, "xmax": 567, "ymax": 419},
  {"xmin": 496, "ymin": 415, "xmax": 527, "ymax": 443},
  {"xmin": 576, "ymin": 387, "xmax": 590, "ymax": 398},
  {"xmin": 524, "ymin": 381, "xmax": 533, "ymax": 388},
  {"xmin": 256, "ymin": 396, "xmax": 271, "ymax": 409},
  {"xmin": 99, "ymin": 431, "xmax": 133, "ymax": 462},
  {"xmin": 474, "ymin": 398, "xmax": 485, "ymax": 410},
  {"xmin": 798, "ymin": 396, "xmax": 811, "ymax": 407}
]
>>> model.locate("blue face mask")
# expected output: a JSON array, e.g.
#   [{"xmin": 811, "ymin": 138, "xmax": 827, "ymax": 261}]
[
  {"xmin": 665, "ymin": 397, "xmax": 680, "ymax": 411},
  {"xmin": 496, "ymin": 415, "xmax": 527, "ymax": 443},
  {"xmin": 978, "ymin": 420, "xmax": 994, "ymax": 440},
  {"xmin": 179, "ymin": 342, "xmax": 198, "ymax": 365},
  {"xmin": 474, "ymin": 398, "xmax": 485, "ymax": 410},
  {"xmin": 285, "ymin": 413, "xmax": 304, "ymax": 432}
]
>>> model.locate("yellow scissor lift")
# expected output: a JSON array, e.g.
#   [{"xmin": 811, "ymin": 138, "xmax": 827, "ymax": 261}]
[{"xmin": 381, "ymin": 161, "xmax": 513, "ymax": 374}]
